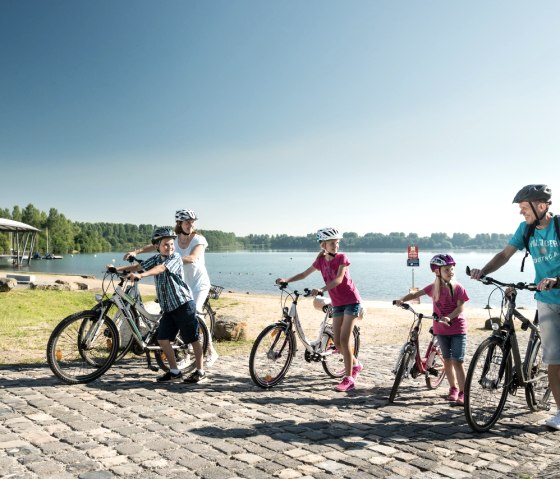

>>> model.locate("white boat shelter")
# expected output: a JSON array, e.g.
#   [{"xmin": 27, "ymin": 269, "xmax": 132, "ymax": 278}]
[{"xmin": 0, "ymin": 218, "xmax": 40, "ymax": 266}]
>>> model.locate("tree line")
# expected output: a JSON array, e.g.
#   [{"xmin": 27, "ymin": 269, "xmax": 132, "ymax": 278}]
[{"xmin": 1, "ymin": 204, "xmax": 510, "ymax": 254}]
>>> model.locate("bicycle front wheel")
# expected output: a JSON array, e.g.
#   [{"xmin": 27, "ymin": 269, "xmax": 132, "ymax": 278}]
[
  {"xmin": 389, "ymin": 346, "xmax": 413, "ymax": 403},
  {"xmin": 425, "ymin": 346, "xmax": 446, "ymax": 390},
  {"xmin": 525, "ymin": 337, "xmax": 552, "ymax": 412},
  {"xmin": 249, "ymin": 323, "xmax": 295, "ymax": 388},
  {"xmin": 464, "ymin": 337, "xmax": 511, "ymax": 432},
  {"xmin": 321, "ymin": 326, "xmax": 360, "ymax": 378},
  {"xmin": 155, "ymin": 318, "xmax": 210, "ymax": 373},
  {"xmin": 47, "ymin": 311, "xmax": 119, "ymax": 384}
]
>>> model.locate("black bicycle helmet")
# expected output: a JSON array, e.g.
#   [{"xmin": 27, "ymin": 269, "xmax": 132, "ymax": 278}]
[
  {"xmin": 512, "ymin": 184, "xmax": 551, "ymax": 204},
  {"xmin": 151, "ymin": 227, "xmax": 177, "ymax": 245}
]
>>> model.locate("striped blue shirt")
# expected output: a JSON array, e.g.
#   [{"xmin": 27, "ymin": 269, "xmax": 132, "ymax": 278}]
[{"xmin": 142, "ymin": 252, "xmax": 193, "ymax": 312}]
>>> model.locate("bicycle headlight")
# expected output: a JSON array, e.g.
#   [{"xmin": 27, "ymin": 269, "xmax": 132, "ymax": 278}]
[{"xmin": 491, "ymin": 322, "xmax": 500, "ymax": 331}]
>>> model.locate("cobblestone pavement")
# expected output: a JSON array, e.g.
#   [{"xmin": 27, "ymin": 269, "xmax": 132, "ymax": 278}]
[{"xmin": 1, "ymin": 344, "xmax": 560, "ymax": 479}]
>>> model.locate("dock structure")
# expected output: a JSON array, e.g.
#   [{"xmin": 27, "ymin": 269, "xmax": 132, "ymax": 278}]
[{"xmin": 0, "ymin": 218, "xmax": 40, "ymax": 266}]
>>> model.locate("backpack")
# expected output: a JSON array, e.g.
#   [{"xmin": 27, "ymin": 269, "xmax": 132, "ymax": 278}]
[{"xmin": 520, "ymin": 214, "xmax": 560, "ymax": 272}]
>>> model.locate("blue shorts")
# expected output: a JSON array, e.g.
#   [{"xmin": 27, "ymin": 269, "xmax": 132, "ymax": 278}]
[
  {"xmin": 332, "ymin": 303, "xmax": 362, "ymax": 318},
  {"xmin": 157, "ymin": 300, "xmax": 199, "ymax": 344},
  {"xmin": 537, "ymin": 301, "xmax": 560, "ymax": 365},
  {"xmin": 437, "ymin": 334, "xmax": 466, "ymax": 362}
]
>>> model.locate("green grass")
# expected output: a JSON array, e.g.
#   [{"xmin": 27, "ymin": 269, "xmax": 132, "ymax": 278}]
[{"xmin": 0, "ymin": 290, "xmax": 250, "ymax": 364}]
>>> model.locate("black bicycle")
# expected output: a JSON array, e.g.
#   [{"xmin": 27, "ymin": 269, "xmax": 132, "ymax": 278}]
[{"xmin": 463, "ymin": 267, "xmax": 551, "ymax": 432}]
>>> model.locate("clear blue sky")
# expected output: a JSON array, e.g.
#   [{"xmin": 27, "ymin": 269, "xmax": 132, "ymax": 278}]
[{"xmin": 1, "ymin": 1, "xmax": 559, "ymax": 237}]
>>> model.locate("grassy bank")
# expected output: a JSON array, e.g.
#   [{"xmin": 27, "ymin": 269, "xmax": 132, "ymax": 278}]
[{"xmin": 0, "ymin": 289, "xmax": 252, "ymax": 365}]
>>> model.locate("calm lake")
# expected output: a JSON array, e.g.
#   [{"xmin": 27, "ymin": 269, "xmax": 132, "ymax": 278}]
[{"xmin": 1, "ymin": 250, "xmax": 539, "ymax": 309}]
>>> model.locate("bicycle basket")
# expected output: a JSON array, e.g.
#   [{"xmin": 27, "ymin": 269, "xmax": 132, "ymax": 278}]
[{"xmin": 209, "ymin": 285, "xmax": 224, "ymax": 299}]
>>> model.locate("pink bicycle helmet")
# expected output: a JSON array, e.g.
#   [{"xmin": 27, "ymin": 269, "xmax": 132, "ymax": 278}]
[{"xmin": 430, "ymin": 254, "xmax": 456, "ymax": 272}]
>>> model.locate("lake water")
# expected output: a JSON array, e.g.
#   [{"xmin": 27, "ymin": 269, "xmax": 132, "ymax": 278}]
[{"xmin": 0, "ymin": 250, "xmax": 539, "ymax": 309}]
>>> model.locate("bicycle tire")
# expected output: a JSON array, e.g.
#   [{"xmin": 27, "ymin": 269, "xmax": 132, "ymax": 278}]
[
  {"xmin": 47, "ymin": 311, "xmax": 119, "ymax": 384},
  {"xmin": 389, "ymin": 346, "xmax": 413, "ymax": 402},
  {"xmin": 464, "ymin": 337, "xmax": 511, "ymax": 432},
  {"xmin": 154, "ymin": 319, "xmax": 210, "ymax": 373},
  {"xmin": 425, "ymin": 347, "xmax": 446, "ymax": 390},
  {"xmin": 249, "ymin": 323, "xmax": 295, "ymax": 388},
  {"xmin": 321, "ymin": 326, "xmax": 361, "ymax": 378},
  {"xmin": 201, "ymin": 301, "xmax": 216, "ymax": 339},
  {"xmin": 525, "ymin": 337, "xmax": 552, "ymax": 412}
]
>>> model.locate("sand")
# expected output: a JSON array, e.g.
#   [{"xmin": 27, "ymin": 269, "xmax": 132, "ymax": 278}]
[{"xmin": 26, "ymin": 273, "xmax": 528, "ymax": 346}]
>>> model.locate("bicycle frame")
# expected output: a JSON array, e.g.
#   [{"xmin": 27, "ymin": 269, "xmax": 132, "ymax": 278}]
[{"xmin": 483, "ymin": 288, "xmax": 540, "ymax": 391}]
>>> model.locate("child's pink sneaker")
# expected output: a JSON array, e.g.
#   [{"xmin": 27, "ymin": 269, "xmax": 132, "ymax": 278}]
[
  {"xmin": 456, "ymin": 391, "xmax": 465, "ymax": 406},
  {"xmin": 447, "ymin": 386, "xmax": 459, "ymax": 401},
  {"xmin": 335, "ymin": 376, "xmax": 355, "ymax": 392},
  {"xmin": 351, "ymin": 362, "xmax": 363, "ymax": 380}
]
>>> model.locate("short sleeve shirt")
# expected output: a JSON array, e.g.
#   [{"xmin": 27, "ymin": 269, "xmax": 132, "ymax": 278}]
[
  {"xmin": 509, "ymin": 220, "xmax": 560, "ymax": 304},
  {"xmin": 142, "ymin": 252, "xmax": 193, "ymax": 312},
  {"xmin": 422, "ymin": 282, "xmax": 469, "ymax": 335},
  {"xmin": 312, "ymin": 253, "xmax": 361, "ymax": 307}
]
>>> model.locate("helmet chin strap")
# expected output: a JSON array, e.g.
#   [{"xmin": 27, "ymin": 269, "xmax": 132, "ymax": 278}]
[
  {"xmin": 327, "ymin": 252, "xmax": 336, "ymax": 257},
  {"xmin": 530, "ymin": 202, "xmax": 549, "ymax": 227}
]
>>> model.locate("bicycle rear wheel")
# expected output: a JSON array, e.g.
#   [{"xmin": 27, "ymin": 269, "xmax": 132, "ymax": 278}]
[
  {"xmin": 525, "ymin": 337, "xmax": 552, "ymax": 412},
  {"xmin": 389, "ymin": 345, "xmax": 413, "ymax": 402},
  {"xmin": 201, "ymin": 301, "xmax": 216, "ymax": 339},
  {"xmin": 321, "ymin": 326, "xmax": 360, "ymax": 378},
  {"xmin": 464, "ymin": 337, "xmax": 511, "ymax": 432},
  {"xmin": 425, "ymin": 346, "xmax": 446, "ymax": 390},
  {"xmin": 47, "ymin": 311, "xmax": 119, "ymax": 384},
  {"xmin": 155, "ymin": 319, "xmax": 210, "ymax": 373},
  {"xmin": 249, "ymin": 323, "xmax": 295, "ymax": 388}
]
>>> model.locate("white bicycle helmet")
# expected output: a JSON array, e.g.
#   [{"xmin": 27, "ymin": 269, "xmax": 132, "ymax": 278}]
[
  {"xmin": 175, "ymin": 209, "xmax": 198, "ymax": 222},
  {"xmin": 316, "ymin": 227, "xmax": 343, "ymax": 242}
]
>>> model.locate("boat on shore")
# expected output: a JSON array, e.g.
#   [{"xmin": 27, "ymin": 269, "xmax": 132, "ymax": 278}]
[{"xmin": 43, "ymin": 253, "xmax": 63, "ymax": 260}]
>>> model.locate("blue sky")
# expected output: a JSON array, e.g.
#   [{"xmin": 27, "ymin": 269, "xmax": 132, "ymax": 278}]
[{"xmin": 1, "ymin": 1, "xmax": 559, "ymax": 237}]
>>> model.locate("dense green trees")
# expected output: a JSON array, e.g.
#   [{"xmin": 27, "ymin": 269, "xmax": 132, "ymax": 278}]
[{"xmin": 1, "ymin": 203, "xmax": 510, "ymax": 254}]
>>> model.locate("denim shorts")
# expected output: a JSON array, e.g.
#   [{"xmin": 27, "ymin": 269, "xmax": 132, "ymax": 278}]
[
  {"xmin": 437, "ymin": 334, "xmax": 467, "ymax": 362},
  {"xmin": 537, "ymin": 301, "xmax": 560, "ymax": 365},
  {"xmin": 157, "ymin": 300, "xmax": 199, "ymax": 344},
  {"xmin": 332, "ymin": 303, "xmax": 362, "ymax": 318}
]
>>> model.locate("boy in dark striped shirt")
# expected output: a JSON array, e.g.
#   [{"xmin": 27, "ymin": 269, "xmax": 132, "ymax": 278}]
[{"xmin": 119, "ymin": 227, "xmax": 207, "ymax": 384}]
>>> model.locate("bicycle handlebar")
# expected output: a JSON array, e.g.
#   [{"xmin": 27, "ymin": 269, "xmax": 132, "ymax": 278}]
[
  {"xmin": 392, "ymin": 300, "xmax": 446, "ymax": 323},
  {"xmin": 466, "ymin": 266, "xmax": 537, "ymax": 291},
  {"xmin": 275, "ymin": 283, "xmax": 323, "ymax": 297}
]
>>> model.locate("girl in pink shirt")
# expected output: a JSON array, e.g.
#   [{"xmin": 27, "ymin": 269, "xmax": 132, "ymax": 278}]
[
  {"xmin": 276, "ymin": 227, "xmax": 363, "ymax": 392},
  {"xmin": 395, "ymin": 254, "xmax": 469, "ymax": 405}
]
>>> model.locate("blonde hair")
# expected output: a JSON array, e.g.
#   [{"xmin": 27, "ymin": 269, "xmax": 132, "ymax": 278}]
[{"xmin": 431, "ymin": 273, "xmax": 455, "ymax": 303}]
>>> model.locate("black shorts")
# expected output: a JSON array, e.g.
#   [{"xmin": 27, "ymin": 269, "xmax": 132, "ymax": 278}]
[{"xmin": 157, "ymin": 300, "xmax": 199, "ymax": 344}]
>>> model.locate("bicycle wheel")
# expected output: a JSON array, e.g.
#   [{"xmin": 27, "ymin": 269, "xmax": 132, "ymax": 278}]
[
  {"xmin": 525, "ymin": 337, "xmax": 552, "ymax": 412},
  {"xmin": 47, "ymin": 311, "xmax": 119, "ymax": 384},
  {"xmin": 389, "ymin": 346, "xmax": 413, "ymax": 402},
  {"xmin": 201, "ymin": 301, "xmax": 216, "ymax": 339},
  {"xmin": 249, "ymin": 323, "xmax": 295, "ymax": 388},
  {"xmin": 321, "ymin": 326, "xmax": 361, "ymax": 378},
  {"xmin": 154, "ymin": 318, "xmax": 210, "ymax": 373},
  {"xmin": 425, "ymin": 346, "xmax": 446, "ymax": 390},
  {"xmin": 464, "ymin": 337, "xmax": 511, "ymax": 432}
]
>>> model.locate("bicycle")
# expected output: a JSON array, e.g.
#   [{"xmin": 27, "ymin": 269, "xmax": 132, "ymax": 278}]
[
  {"xmin": 46, "ymin": 265, "xmax": 210, "ymax": 384},
  {"xmin": 389, "ymin": 302, "xmax": 447, "ymax": 402},
  {"xmin": 248, "ymin": 283, "xmax": 360, "ymax": 389},
  {"xmin": 463, "ymin": 266, "xmax": 551, "ymax": 432}
]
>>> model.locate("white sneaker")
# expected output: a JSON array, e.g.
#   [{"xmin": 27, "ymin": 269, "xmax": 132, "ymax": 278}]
[
  {"xmin": 205, "ymin": 353, "xmax": 219, "ymax": 367},
  {"xmin": 544, "ymin": 411, "xmax": 560, "ymax": 430}
]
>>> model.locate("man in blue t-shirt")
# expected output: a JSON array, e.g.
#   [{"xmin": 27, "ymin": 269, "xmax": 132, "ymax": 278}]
[{"xmin": 470, "ymin": 184, "xmax": 560, "ymax": 430}]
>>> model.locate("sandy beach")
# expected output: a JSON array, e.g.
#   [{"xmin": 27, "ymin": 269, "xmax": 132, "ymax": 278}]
[{"xmin": 23, "ymin": 272, "xmax": 529, "ymax": 347}]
